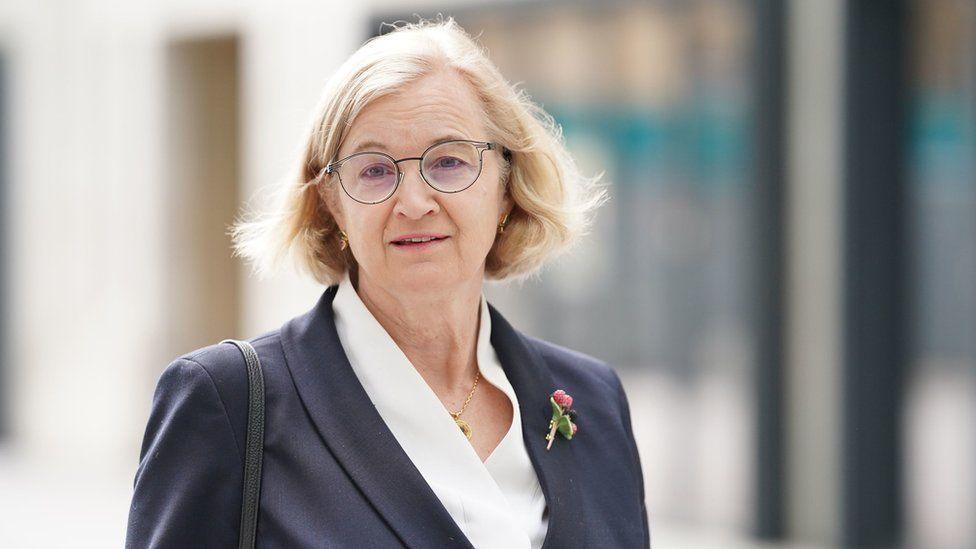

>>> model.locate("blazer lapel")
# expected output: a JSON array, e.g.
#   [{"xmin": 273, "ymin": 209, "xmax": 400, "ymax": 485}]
[
  {"xmin": 487, "ymin": 302, "xmax": 586, "ymax": 549},
  {"xmin": 280, "ymin": 285, "xmax": 585, "ymax": 549},
  {"xmin": 280, "ymin": 286, "xmax": 474, "ymax": 549}
]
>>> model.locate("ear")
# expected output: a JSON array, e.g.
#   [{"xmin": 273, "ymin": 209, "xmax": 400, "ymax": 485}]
[
  {"xmin": 500, "ymin": 179, "xmax": 514, "ymax": 217},
  {"xmin": 502, "ymin": 193, "xmax": 514, "ymax": 214}
]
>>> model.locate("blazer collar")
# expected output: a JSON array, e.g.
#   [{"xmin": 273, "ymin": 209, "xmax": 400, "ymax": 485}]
[{"xmin": 280, "ymin": 285, "xmax": 584, "ymax": 549}]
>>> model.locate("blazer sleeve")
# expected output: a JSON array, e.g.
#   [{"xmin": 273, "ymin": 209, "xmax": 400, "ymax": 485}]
[
  {"xmin": 612, "ymin": 369, "xmax": 651, "ymax": 549},
  {"xmin": 125, "ymin": 357, "xmax": 243, "ymax": 548}
]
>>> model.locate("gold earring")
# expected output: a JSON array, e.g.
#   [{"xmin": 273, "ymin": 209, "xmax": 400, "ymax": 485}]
[
  {"xmin": 338, "ymin": 229, "xmax": 349, "ymax": 250},
  {"xmin": 497, "ymin": 213, "xmax": 510, "ymax": 234}
]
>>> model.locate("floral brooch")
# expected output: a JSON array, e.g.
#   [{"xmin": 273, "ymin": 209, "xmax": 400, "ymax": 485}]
[{"xmin": 545, "ymin": 389, "xmax": 578, "ymax": 450}]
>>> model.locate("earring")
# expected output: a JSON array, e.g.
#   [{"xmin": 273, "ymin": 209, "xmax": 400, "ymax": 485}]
[
  {"xmin": 497, "ymin": 213, "xmax": 510, "ymax": 234},
  {"xmin": 338, "ymin": 229, "xmax": 349, "ymax": 250}
]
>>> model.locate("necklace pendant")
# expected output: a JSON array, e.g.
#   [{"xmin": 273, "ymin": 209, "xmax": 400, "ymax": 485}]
[{"xmin": 454, "ymin": 417, "xmax": 473, "ymax": 439}]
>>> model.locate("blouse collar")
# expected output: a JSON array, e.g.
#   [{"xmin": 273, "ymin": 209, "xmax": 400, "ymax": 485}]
[
  {"xmin": 332, "ymin": 271, "xmax": 497, "ymax": 418},
  {"xmin": 330, "ymin": 271, "xmax": 538, "ymax": 547}
]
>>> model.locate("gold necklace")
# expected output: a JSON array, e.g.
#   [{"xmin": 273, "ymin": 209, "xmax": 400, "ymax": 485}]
[{"xmin": 449, "ymin": 370, "xmax": 481, "ymax": 439}]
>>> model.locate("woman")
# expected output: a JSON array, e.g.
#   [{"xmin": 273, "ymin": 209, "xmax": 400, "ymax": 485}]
[{"xmin": 125, "ymin": 18, "xmax": 648, "ymax": 549}]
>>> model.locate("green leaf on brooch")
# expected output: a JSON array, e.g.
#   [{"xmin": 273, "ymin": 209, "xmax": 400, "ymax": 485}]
[
  {"xmin": 557, "ymin": 414, "xmax": 574, "ymax": 439},
  {"xmin": 550, "ymin": 397, "xmax": 563, "ymax": 418}
]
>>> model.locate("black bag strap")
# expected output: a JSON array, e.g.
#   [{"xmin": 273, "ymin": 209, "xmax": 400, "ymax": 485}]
[{"xmin": 221, "ymin": 339, "xmax": 265, "ymax": 549}]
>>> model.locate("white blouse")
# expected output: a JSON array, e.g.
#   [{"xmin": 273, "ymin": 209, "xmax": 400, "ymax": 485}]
[{"xmin": 331, "ymin": 272, "xmax": 549, "ymax": 548}]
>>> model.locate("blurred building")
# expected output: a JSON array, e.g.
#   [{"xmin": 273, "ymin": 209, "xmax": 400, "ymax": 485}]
[{"xmin": 0, "ymin": 0, "xmax": 972, "ymax": 547}]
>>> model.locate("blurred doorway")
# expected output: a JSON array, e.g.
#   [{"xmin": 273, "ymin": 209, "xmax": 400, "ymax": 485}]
[{"xmin": 164, "ymin": 36, "xmax": 242, "ymax": 359}]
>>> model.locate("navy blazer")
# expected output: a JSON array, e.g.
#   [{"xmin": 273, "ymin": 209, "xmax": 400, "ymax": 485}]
[{"xmin": 125, "ymin": 285, "xmax": 650, "ymax": 548}]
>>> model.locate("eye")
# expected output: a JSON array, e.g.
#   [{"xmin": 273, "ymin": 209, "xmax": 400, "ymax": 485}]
[
  {"xmin": 360, "ymin": 164, "xmax": 394, "ymax": 179},
  {"xmin": 430, "ymin": 156, "xmax": 468, "ymax": 170}
]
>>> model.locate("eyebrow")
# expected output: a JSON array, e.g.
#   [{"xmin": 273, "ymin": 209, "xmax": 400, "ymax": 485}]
[{"xmin": 347, "ymin": 134, "xmax": 470, "ymax": 155}]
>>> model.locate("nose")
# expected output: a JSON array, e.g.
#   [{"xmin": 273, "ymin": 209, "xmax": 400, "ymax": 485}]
[{"xmin": 392, "ymin": 161, "xmax": 440, "ymax": 219}]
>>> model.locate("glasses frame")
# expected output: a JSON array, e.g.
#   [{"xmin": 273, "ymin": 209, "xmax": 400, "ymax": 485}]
[{"xmin": 320, "ymin": 139, "xmax": 510, "ymax": 205}]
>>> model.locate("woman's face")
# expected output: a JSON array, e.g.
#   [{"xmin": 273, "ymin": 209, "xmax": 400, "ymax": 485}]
[{"xmin": 328, "ymin": 69, "xmax": 513, "ymax": 295}]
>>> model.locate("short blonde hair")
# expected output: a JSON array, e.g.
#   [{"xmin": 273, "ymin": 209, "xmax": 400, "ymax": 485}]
[{"xmin": 230, "ymin": 17, "xmax": 608, "ymax": 286}]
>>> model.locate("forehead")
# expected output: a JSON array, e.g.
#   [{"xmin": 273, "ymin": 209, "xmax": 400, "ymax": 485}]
[{"xmin": 340, "ymin": 70, "xmax": 487, "ymax": 156}]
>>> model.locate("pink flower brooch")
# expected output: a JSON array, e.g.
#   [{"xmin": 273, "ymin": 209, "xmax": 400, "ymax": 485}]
[{"xmin": 545, "ymin": 389, "xmax": 578, "ymax": 450}]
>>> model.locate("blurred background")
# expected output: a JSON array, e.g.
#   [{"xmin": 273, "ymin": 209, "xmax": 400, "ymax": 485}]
[{"xmin": 0, "ymin": 0, "xmax": 972, "ymax": 547}]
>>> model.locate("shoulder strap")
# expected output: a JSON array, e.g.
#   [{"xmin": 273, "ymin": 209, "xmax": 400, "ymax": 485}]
[{"xmin": 220, "ymin": 339, "xmax": 265, "ymax": 549}]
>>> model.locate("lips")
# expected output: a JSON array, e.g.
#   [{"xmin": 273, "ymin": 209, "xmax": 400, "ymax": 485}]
[
  {"xmin": 390, "ymin": 234, "xmax": 449, "ymax": 245},
  {"xmin": 392, "ymin": 236, "xmax": 447, "ymax": 246}
]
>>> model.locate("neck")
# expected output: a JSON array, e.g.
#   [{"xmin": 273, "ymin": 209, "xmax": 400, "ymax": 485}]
[{"xmin": 352, "ymin": 269, "xmax": 483, "ymax": 391}]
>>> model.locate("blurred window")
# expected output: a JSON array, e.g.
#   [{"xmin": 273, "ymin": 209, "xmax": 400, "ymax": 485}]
[{"xmin": 905, "ymin": 1, "xmax": 976, "ymax": 547}]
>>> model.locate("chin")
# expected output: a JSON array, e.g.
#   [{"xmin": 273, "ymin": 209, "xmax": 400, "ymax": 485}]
[{"xmin": 395, "ymin": 264, "xmax": 466, "ymax": 293}]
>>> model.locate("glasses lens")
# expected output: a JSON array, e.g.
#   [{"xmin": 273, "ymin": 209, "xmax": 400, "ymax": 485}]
[
  {"xmin": 422, "ymin": 141, "xmax": 482, "ymax": 192},
  {"xmin": 339, "ymin": 153, "xmax": 398, "ymax": 203}
]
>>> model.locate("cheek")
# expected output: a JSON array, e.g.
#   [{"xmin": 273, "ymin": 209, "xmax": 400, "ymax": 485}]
[
  {"xmin": 345, "ymin": 206, "xmax": 389, "ymax": 251},
  {"xmin": 459, "ymin": 191, "xmax": 503, "ymax": 245}
]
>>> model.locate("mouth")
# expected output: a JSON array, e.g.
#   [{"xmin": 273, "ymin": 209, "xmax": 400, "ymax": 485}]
[{"xmin": 390, "ymin": 235, "xmax": 449, "ymax": 249}]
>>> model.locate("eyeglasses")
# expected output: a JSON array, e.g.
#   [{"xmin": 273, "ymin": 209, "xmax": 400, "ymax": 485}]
[{"xmin": 320, "ymin": 139, "xmax": 510, "ymax": 205}]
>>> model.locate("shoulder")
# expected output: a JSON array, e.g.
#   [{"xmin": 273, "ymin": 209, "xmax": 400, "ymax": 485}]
[
  {"xmin": 177, "ymin": 329, "xmax": 282, "ymax": 377},
  {"xmin": 150, "ymin": 329, "xmax": 283, "ymax": 453},
  {"xmin": 166, "ymin": 329, "xmax": 282, "ymax": 399},
  {"xmin": 130, "ymin": 337, "xmax": 286, "ymax": 547}
]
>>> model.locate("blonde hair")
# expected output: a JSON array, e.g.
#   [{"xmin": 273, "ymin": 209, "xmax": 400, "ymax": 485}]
[{"xmin": 230, "ymin": 16, "xmax": 608, "ymax": 286}]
